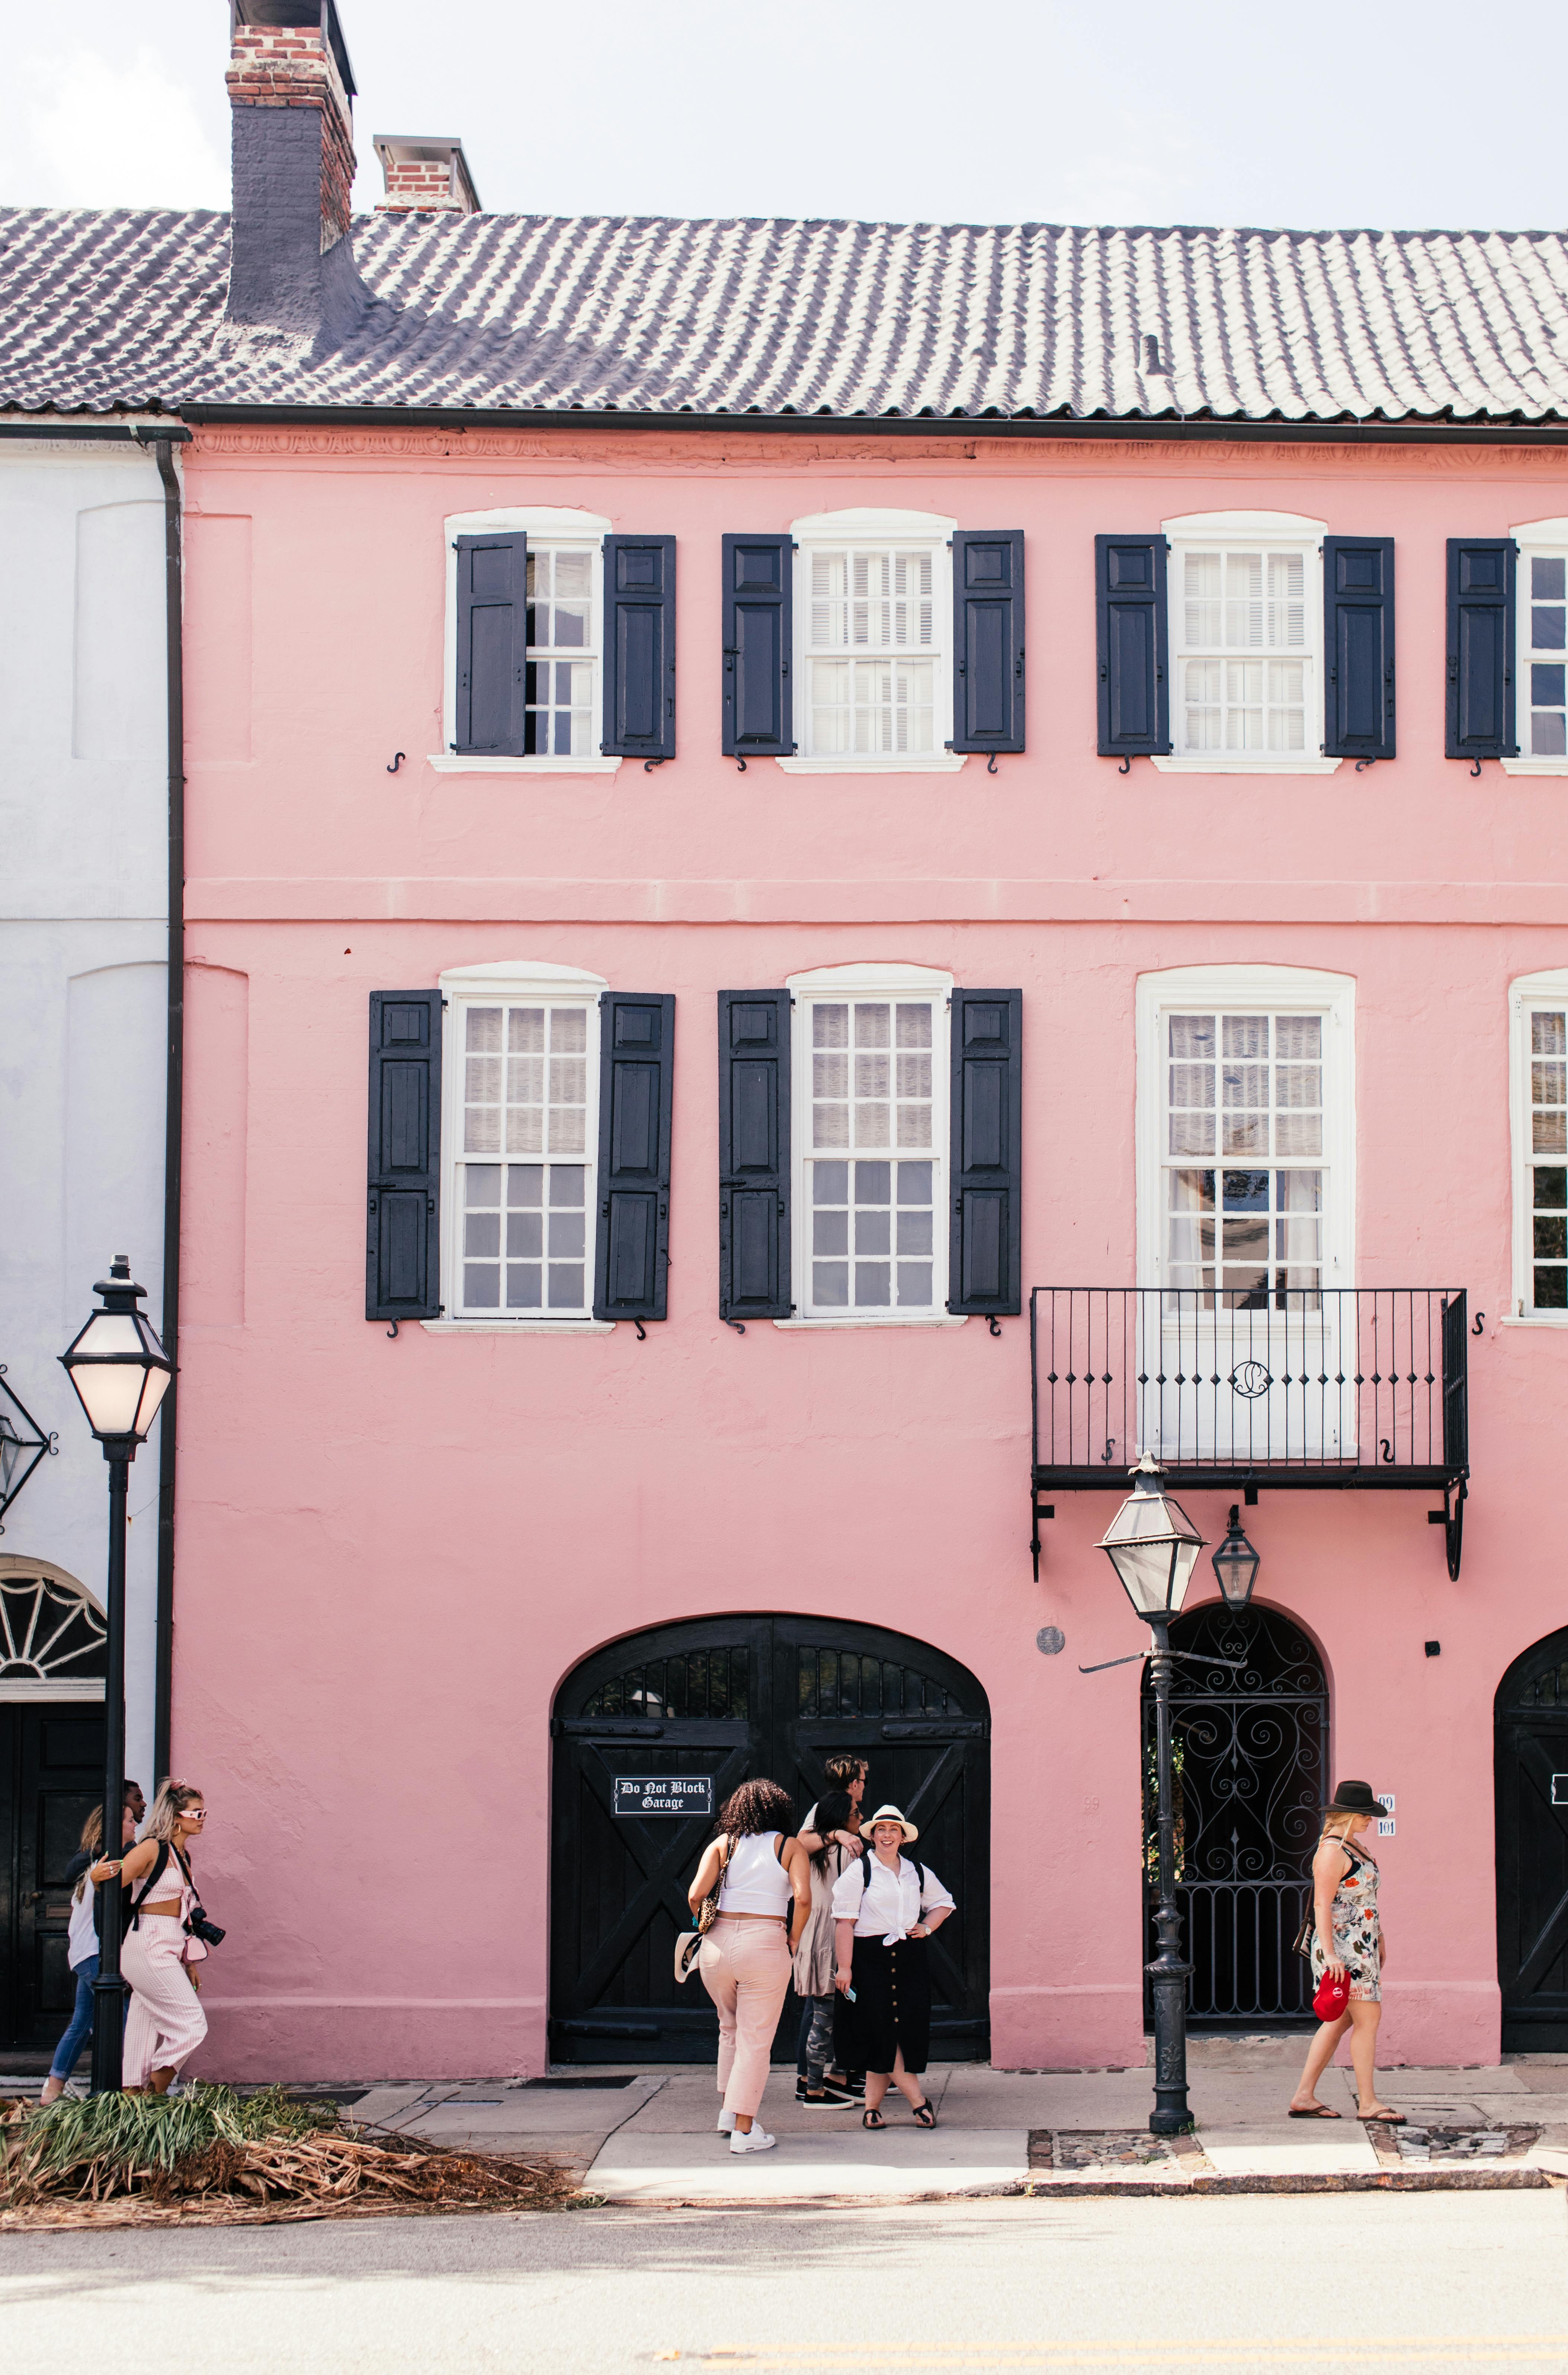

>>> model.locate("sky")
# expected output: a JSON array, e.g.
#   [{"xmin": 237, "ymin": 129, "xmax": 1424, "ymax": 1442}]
[{"xmin": 0, "ymin": 0, "xmax": 1564, "ymax": 233}]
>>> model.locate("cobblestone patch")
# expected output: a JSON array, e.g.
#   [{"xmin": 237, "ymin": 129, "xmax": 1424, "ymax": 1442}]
[
  {"xmin": 1392, "ymin": 2124, "xmax": 1538, "ymax": 2164},
  {"xmin": 1050, "ymin": 2130, "xmax": 1185, "ymax": 2173}
]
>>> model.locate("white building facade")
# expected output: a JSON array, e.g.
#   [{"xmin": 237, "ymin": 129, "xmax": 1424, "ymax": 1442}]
[{"xmin": 0, "ymin": 423, "xmax": 174, "ymax": 2059}]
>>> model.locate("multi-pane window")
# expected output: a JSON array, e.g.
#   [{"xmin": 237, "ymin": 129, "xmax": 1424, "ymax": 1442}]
[
  {"xmin": 1526, "ymin": 557, "xmax": 1567, "ymax": 759},
  {"xmin": 804, "ymin": 996, "xmax": 939, "ymax": 1313},
  {"xmin": 456, "ymin": 1002, "xmax": 593, "ymax": 1314},
  {"xmin": 1177, "ymin": 547, "xmax": 1310, "ymax": 755},
  {"xmin": 805, "ymin": 548, "xmax": 937, "ymax": 757},
  {"xmin": 1163, "ymin": 1012, "xmax": 1325, "ymax": 1307},
  {"xmin": 525, "ymin": 548, "xmax": 596, "ymax": 756},
  {"xmin": 1529, "ymin": 1008, "xmax": 1567, "ymax": 1309}
]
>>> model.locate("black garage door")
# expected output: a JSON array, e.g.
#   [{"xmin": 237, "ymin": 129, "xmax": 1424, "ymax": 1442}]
[
  {"xmin": 549, "ymin": 1613, "xmax": 990, "ymax": 2063},
  {"xmin": 1497, "ymin": 1626, "xmax": 1568, "ymax": 2053}
]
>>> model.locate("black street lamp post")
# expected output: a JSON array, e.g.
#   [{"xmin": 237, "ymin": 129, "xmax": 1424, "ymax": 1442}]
[
  {"xmin": 60, "ymin": 1259, "xmax": 172, "ymax": 2096},
  {"xmin": 1091, "ymin": 1453, "xmax": 1207, "ymax": 2137}
]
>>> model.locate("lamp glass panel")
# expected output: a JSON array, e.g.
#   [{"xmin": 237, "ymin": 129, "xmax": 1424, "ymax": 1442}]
[
  {"xmin": 1213, "ymin": 1541, "xmax": 1260, "ymax": 1609},
  {"xmin": 133, "ymin": 1365, "xmax": 173, "ymax": 1435},
  {"xmin": 69, "ymin": 1363, "xmax": 148, "ymax": 1436},
  {"xmin": 1106, "ymin": 1538, "xmax": 1179, "ymax": 1616},
  {"xmin": 0, "ymin": 1417, "xmax": 20, "ymax": 1495},
  {"xmin": 72, "ymin": 1314, "xmax": 144, "ymax": 1358}
]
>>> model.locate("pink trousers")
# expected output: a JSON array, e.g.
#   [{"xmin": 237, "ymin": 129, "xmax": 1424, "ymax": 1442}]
[
  {"xmin": 121, "ymin": 1914, "xmax": 208, "ymax": 2088},
  {"xmin": 698, "ymin": 1916, "xmax": 792, "ymax": 2118}
]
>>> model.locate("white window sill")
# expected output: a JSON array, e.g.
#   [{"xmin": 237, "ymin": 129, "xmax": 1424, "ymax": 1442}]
[
  {"xmin": 1149, "ymin": 755, "xmax": 1344, "ymax": 776},
  {"xmin": 420, "ymin": 1318, "xmax": 616, "ymax": 1336},
  {"xmin": 1500, "ymin": 758, "xmax": 1567, "ymax": 775},
  {"xmin": 774, "ymin": 755, "xmax": 969, "ymax": 775},
  {"xmin": 427, "ymin": 754, "xmax": 623, "ymax": 777},
  {"xmin": 772, "ymin": 1314, "xmax": 969, "ymax": 1331},
  {"xmin": 1496, "ymin": 1313, "xmax": 1568, "ymax": 1328}
]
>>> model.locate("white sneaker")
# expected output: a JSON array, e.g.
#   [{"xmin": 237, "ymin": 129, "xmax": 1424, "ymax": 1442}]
[
  {"xmin": 729, "ymin": 2124, "xmax": 776, "ymax": 2155},
  {"xmin": 717, "ymin": 2108, "xmax": 736, "ymax": 2134}
]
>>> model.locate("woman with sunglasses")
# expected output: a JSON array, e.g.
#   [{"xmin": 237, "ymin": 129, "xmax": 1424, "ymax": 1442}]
[{"xmin": 90, "ymin": 1779, "xmax": 210, "ymax": 2094}]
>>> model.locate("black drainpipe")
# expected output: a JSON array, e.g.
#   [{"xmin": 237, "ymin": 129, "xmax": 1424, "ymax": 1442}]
[{"xmin": 142, "ymin": 429, "xmax": 186, "ymax": 1789}]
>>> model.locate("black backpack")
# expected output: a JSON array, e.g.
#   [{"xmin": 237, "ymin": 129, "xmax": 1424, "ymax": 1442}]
[{"xmin": 860, "ymin": 1847, "xmax": 926, "ymax": 1894}]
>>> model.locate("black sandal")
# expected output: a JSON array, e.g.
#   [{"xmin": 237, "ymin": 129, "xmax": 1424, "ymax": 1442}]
[
  {"xmin": 862, "ymin": 2107, "xmax": 886, "ymax": 2129},
  {"xmin": 911, "ymin": 2101, "xmax": 936, "ymax": 2128}
]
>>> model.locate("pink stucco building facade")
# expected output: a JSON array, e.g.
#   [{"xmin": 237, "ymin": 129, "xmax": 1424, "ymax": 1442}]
[
  {"xmin": 166, "ymin": 422, "xmax": 1568, "ymax": 2079},
  {"xmin": 8, "ymin": 3, "xmax": 1568, "ymax": 2085}
]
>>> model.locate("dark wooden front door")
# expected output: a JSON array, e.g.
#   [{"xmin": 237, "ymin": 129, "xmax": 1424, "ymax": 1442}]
[
  {"xmin": 1497, "ymin": 1628, "xmax": 1568, "ymax": 2053},
  {"xmin": 549, "ymin": 1614, "xmax": 990, "ymax": 2064},
  {"xmin": 0, "ymin": 1703, "xmax": 106, "ymax": 2053}
]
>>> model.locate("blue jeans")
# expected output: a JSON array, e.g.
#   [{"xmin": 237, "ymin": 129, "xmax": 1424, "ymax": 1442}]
[{"xmin": 50, "ymin": 1956, "xmax": 99, "ymax": 2081}]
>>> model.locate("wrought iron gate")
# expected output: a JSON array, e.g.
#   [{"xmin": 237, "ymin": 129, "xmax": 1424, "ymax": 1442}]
[{"xmin": 1142, "ymin": 1603, "xmax": 1327, "ymax": 2025}]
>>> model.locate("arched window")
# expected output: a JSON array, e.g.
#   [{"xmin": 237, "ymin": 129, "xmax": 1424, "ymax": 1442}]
[{"xmin": 0, "ymin": 1560, "xmax": 106, "ymax": 1699}]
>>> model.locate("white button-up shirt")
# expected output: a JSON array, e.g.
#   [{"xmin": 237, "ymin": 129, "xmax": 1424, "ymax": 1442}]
[{"xmin": 831, "ymin": 1852, "xmax": 955, "ymax": 1945}]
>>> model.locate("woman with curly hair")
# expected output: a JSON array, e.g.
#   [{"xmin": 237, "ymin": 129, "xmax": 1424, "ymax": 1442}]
[{"xmin": 687, "ymin": 1778, "xmax": 811, "ymax": 2156}]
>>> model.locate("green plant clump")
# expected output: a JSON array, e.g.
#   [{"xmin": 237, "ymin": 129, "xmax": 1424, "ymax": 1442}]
[{"xmin": 5, "ymin": 2083, "xmax": 338, "ymax": 2203}]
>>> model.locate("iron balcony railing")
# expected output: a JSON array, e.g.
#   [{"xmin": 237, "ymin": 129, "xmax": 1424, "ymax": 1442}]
[{"xmin": 1030, "ymin": 1288, "xmax": 1471, "ymax": 1574}]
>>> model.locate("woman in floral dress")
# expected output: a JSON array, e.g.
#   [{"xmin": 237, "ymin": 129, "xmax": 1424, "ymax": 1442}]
[{"xmin": 1288, "ymin": 1779, "xmax": 1405, "ymax": 2124}]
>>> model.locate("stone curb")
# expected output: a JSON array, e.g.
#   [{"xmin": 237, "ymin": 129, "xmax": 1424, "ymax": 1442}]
[{"xmin": 579, "ymin": 2166, "xmax": 1560, "ymax": 2210}]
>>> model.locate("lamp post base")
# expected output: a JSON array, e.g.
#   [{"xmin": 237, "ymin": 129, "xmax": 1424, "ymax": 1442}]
[{"xmin": 88, "ymin": 1967, "xmax": 130, "ymax": 2096}]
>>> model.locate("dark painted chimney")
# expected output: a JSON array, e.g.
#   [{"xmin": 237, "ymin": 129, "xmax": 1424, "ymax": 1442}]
[{"xmin": 225, "ymin": 0, "xmax": 363, "ymax": 329}]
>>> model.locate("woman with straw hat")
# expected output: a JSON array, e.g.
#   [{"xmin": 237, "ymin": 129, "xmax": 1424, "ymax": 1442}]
[
  {"xmin": 831, "ymin": 1804, "xmax": 955, "ymax": 2129},
  {"xmin": 1288, "ymin": 1779, "xmax": 1404, "ymax": 2125}
]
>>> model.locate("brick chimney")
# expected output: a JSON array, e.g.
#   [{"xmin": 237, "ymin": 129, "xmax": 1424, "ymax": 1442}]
[
  {"xmin": 225, "ymin": 0, "xmax": 364, "ymax": 330},
  {"xmin": 373, "ymin": 135, "xmax": 481, "ymax": 216}
]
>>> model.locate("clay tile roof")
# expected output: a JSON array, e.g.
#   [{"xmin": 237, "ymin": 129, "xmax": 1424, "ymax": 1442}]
[{"xmin": 4, "ymin": 206, "xmax": 1568, "ymax": 422}]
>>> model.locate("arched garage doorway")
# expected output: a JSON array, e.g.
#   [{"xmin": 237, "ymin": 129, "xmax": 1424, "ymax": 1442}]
[
  {"xmin": 549, "ymin": 1614, "xmax": 990, "ymax": 2064},
  {"xmin": 1496, "ymin": 1626, "xmax": 1568, "ymax": 2052}
]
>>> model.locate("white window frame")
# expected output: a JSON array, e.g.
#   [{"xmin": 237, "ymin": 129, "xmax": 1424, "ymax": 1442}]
[
  {"xmin": 776, "ymin": 961, "xmax": 966, "ymax": 1330},
  {"xmin": 1153, "ymin": 510, "xmax": 1340, "ymax": 776},
  {"xmin": 423, "ymin": 960, "xmax": 616, "ymax": 1335},
  {"xmin": 778, "ymin": 510, "xmax": 966, "ymax": 775},
  {"xmin": 1503, "ymin": 519, "xmax": 1568, "ymax": 775},
  {"xmin": 1135, "ymin": 965, "xmax": 1356, "ymax": 1291},
  {"xmin": 432, "ymin": 509, "xmax": 620, "ymax": 776},
  {"xmin": 1507, "ymin": 968, "xmax": 1568, "ymax": 1323}
]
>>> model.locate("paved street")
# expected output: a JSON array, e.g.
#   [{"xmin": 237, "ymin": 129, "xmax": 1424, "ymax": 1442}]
[{"xmin": 1, "ymin": 2190, "xmax": 1564, "ymax": 2373}]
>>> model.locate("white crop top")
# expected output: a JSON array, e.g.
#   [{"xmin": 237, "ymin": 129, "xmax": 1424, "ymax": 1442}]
[{"xmin": 717, "ymin": 1831, "xmax": 793, "ymax": 1916}]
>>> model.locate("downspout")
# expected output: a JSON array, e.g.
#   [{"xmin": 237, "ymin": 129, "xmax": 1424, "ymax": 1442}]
[{"xmin": 144, "ymin": 430, "xmax": 185, "ymax": 1788}]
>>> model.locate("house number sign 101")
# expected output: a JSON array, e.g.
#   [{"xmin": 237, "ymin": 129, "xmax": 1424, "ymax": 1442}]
[{"xmin": 613, "ymin": 1777, "xmax": 714, "ymax": 1818}]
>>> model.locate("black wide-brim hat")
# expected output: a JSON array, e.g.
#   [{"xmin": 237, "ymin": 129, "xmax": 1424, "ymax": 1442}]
[{"xmin": 1322, "ymin": 1779, "xmax": 1379, "ymax": 1815}]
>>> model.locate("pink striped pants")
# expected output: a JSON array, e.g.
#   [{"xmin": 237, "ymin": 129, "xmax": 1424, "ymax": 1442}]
[{"xmin": 121, "ymin": 1914, "xmax": 208, "ymax": 2087}]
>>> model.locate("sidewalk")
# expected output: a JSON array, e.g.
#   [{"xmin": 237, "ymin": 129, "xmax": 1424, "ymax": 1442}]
[{"xmin": 334, "ymin": 2037, "xmax": 1568, "ymax": 2206}]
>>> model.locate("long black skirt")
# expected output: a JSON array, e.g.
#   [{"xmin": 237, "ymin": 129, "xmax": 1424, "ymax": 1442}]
[{"xmin": 843, "ymin": 1933, "xmax": 932, "ymax": 2076}]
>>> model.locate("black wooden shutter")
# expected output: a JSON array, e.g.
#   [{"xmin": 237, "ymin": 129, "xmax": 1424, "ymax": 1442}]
[
  {"xmin": 721, "ymin": 535, "xmax": 793, "ymax": 757},
  {"xmin": 1446, "ymin": 538, "xmax": 1518, "ymax": 759},
  {"xmin": 602, "ymin": 535, "xmax": 676, "ymax": 760},
  {"xmin": 950, "ymin": 530, "xmax": 1025, "ymax": 753},
  {"xmin": 455, "ymin": 531, "xmax": 526, "ymax": 755},
  {"xmin": 947, "ymin": 989, "xmax": 1022, "ymax": 1316},
  {"xmin": 593, "ymin": 994, "xmax": 675, "ymax": 1322},
  {"xmin": 367, "ymin": 990, "xmax": 442, "ymax": 1322},
  {"xmin": 1323, "ymin": 536, "xmax": 1395, "ymax": 759},
  {"xmin": 1095, "ymin": 535, "xmax": 1170, "ymax": 756},
  {"xmin": 718, "ymin": 991, "xmax": 791, "ymax": 1320}
]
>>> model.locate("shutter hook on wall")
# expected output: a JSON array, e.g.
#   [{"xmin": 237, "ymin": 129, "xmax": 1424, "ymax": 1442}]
[
  {"xmin": 986, "ymin": 751, "xmax": 998, "ymax": 775},
  {"xmin": 1472, "ymin": 1310, "xmax": 1485, "ymax": 1335},
  {"xmin": 1117, "ymin": 756, "xmax": 1131, "ymax": 775},
  {"xmin": 987, "ymin": 1314, "xmax": 1002, "ymax": 1337},
  {"xmin": 386, "ymin": 1319, "xmax": 399, "ymax": 1340},
  {"xmin": 735, "ymin": 756, "xmax": 747, "ymax": 772},
  {"xmin": 386, "ymin": 752, "xmax": 405, "ymax": 774},
  {"xmin": 1470, "ymin": 757, "xmax": 1483, "ymax": 776},
  {"xmin": 1354, "ymin": 757, "xmax": 1377, "ymax": 772},
  {"xmin": 633, "ymin": 1318, "xmax": 647, "ymax": 1340},
  {"xmin": 642, "ymin": 757, "xmax": 667, "ymax": 773},
  {"xmin": 724, "ymin": 1317, "xmax": 746, "ymax": 1333}
]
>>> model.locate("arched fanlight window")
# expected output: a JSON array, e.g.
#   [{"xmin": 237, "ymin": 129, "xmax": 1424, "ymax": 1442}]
[{"xmin": 0, "ymin": 1563, "xmax": 107, "ymax": 1698}]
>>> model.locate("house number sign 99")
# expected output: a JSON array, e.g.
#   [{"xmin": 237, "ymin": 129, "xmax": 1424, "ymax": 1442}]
[{"xmin": 613, "ymin": 1776, "xmax": 714, "ymax": 1817}]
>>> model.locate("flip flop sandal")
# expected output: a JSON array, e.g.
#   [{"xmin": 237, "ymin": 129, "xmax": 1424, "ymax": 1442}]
[
  {"xmin": 861, "ymin": 2108, "xmax": 886, "ymax": 2129},
  {"xmin": 1288, "ymin": 2105, "xmax": 1342, "ymax": 2119},
  {"xmin": 911, "ymin": 2102, "xmax": 937, "ymax": 2128},
  {"xmin": 1359, "ymin": 2110, "xmax": 1407, "ymax": 2123}
]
